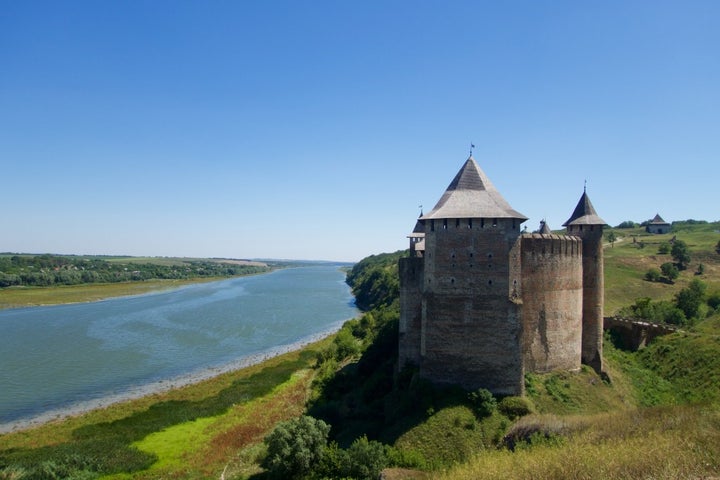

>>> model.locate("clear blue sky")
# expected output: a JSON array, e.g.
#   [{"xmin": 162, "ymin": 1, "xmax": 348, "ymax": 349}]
[{"xmin": 2, "ymin": 1, "xmax": 718, "ymax": 262}]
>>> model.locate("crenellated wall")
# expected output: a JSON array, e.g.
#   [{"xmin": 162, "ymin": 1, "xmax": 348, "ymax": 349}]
[{"xmin": 520, "ymin": 234, "xmax": 583, "ymax": 373}]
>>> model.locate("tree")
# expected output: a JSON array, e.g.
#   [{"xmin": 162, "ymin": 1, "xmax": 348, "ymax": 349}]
[
  {"xmin": 658, "ymin": 242, "xmax": 670, "ymax": 254},
  {"xmin": 606, "ymin": 231, "xmax": 617, "ymax": 248},
  {"xmin": 661, "ymin": 262, "xmax": 679, "ymax": 282},
  {"xmin": 675, "ymin": 279, "xmax": 707, "ymax": 321},
  {"xmin": 262, "ymin": 415, "xmax": 330, "ymax": 479},
  {"xmin": 671, "ymin": 239, "xmax": 691, "ymax": 270},
  {"xmin": 716, "ymin": 240, "xmax": 720, "ymax": 255},
  {"xmin": 342, "ymin": 436, "xmax": 388, "ymax": 480}
]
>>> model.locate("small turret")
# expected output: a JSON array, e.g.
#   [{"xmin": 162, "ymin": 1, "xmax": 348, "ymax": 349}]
[
  {"xmin": 564, "ymin": 189, "xmax": 606, "ymax": 373},
  {"xmin": 407, "ymin": 217, "xmax": 425, "ymax": 257},
  {"xmin": 538, "ymin": 220, "xmax": 552, "ymax": 235}
]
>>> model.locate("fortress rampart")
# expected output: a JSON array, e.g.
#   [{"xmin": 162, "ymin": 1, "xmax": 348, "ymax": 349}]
[{"xmin": 520, "ymin": 234, "xmax": 583, "ymax": 373}]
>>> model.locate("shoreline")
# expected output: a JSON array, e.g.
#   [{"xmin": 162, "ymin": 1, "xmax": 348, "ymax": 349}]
[{"xmin": 0, "ymin": 321, "xmax": 347, "ymax": 435}]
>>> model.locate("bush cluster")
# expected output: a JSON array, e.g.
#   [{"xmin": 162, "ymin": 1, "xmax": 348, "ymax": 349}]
[{"xmin": 620, "ymin": 279, "xmax": 715, "ymax": 326}]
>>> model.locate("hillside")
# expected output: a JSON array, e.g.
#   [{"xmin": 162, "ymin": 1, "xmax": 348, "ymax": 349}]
[{"xmin": 1, "ymin": 223, "xmax": 719, "ymax": 479}]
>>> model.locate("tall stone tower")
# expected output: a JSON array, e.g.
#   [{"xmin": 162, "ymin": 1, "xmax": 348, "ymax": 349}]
[
  {"xmin": 562, "ymin": 189, "xmax": 606, "ymax": 373},
  {"xmin": 399, "ymin": 154, "xmax": 606, "ymax": 395},
  {"xmin": 399, "ymin": 156, "xmax": 528, "ymax": 395}
]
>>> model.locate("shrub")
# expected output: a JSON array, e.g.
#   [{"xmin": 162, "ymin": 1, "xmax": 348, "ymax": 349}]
[
  {"xmin": 661, "ymin": 262, "xmax": 679, "ymax": 282},
  {"xmin": 334, "ymin": 327, "xmax": 361, "ymax": 360},
  {"xmin": 708, "ymin": 292, "xmax": 720, "ymax": 311},
  {"xmin": 385, "ymin": 446, "xmax": 428, "ymax": 470},
  {"xmin": 468, "ymin": 388, "xmax": 497, "ymax": 418},
  {"xmin": 645, "ymin": 268, "xmax": 661, "ymax": 282},
  {"xmin": 498, "ymin": 396, "xmax": 535, "ymax": 420},
  {"xmin": 341, "ymin": 436, "xmax": 388, "ymax": 480},
  {"xmin": 658, "ymin": 242, "xmax": 670, "ymax": 254},
  {"xmin": 262, "ymin": 415, "xmax": 330, "ymax": 479}
]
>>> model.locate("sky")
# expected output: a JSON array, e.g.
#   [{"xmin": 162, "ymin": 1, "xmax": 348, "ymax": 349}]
[{"xmin": 2, "ymin": 1, "xmax": 718, "ymax": 262}]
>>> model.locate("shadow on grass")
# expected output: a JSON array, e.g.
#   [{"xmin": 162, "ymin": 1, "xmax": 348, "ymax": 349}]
[{"xmin": 0, "ymin": 350, "xmax": 316, "ymax": 476}]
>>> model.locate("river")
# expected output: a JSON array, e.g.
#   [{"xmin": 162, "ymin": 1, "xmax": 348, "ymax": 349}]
[{"xmin": 0, "ymin": 265, "xmax": 358, "ymax": 432}]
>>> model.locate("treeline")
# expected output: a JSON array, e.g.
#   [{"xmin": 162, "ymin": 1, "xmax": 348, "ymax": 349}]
[
  {"xmin": 614, "ymin": 218, "xmax": 716, "ymax": 229},
  {"xmin": 0, "ymin": 254, "xmax": 270, "ymax": 288},
  {"xmin": 344, "ymin": 250, "xmax": 402, "ymax": 311}
]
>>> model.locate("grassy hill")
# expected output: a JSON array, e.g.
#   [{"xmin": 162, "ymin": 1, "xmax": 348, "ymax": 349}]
[{"xmin": 1, "ymin": 223, "xmax": 719, "ymax": 479}]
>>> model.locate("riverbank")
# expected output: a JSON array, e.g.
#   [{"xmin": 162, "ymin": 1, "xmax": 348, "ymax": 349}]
[
  {"xmin": 0, "ymin": 278, "xmax": 227, "ymax": 311},
  {"xmin": 0, "ymin": 322, "xmax": 344, "ymax": 435}
]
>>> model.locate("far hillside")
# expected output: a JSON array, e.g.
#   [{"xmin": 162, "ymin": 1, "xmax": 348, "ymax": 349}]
[{"xmin": 602, "ymin": 219, "xmax": 720, "ymax": 315}]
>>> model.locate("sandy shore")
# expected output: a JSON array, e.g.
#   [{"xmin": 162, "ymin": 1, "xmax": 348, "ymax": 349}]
[{"xmin": 0, "ymin": 323, "xmax": 345, "ymax": 435}]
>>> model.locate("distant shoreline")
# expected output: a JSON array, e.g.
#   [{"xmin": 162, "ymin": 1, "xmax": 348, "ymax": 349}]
[
  {"xmin": 0, "ymin": 274, "xmax": 269, "ymax": 312},
  {"xmin": 0, "ymin": 321, "xmax": 346, "ymax": 434}
]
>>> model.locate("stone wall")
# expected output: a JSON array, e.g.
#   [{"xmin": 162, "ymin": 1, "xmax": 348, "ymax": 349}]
[
  {"xmin": 520, "ymin": 234, "xmax": 583, "ymax": 373},
  {"xmin": 398, "ymin": 256, "xmax": 424, "ymax": 369},
  {"xmin": 419, "ymin": 218, "xmax": 524, "ymax": 395}
]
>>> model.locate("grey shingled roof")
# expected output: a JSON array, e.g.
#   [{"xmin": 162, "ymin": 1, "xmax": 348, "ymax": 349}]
[
  {"xmin": 649, "ymin": 213, "xmax": 669, "ymax": 225},
  {"xmin": 421, "ymin": 157, "xmax": 527, "ymax": 221},
  {"xmin": 408, "ymin": 218, "xmax": 426, "ymax": 238},
  {"xmin": 562, "ymin": 190, "xmax": 606, "ymax": 226}
]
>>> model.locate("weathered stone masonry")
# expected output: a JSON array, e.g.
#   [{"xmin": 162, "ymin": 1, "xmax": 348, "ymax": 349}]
[{"xmin": 399, "ymin": 156, "xmax": 605, "ymax": 395}]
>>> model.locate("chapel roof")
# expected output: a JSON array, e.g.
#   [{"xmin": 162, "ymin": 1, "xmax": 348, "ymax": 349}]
[
  {"xmin": 421, "ymin": 156, "xmax": 527, "ymax": 221},
  {"xmin": 649, "ymin": 213, "xmax": 669, "ymax": 225},
  {"xmin": 562, "ymin": 190, "xmax": 606, "ymax": 226}
]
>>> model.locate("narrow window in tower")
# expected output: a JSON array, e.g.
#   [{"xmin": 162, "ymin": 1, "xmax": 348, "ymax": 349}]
[
  {"xmin": 493, "ymin": 218, "xmax": 498, "ymax": 227},
  {"xmin": 431, "ymin": 220, "xmax": 435, "ymax": 232},
  {"xmin": 512, "ymin": 219, "xmax": 516, "ymax": 229},
  {"xmin": 590, "ymin": 225, "xmax": 594, "ymax": 231},
  {"xmin": 443, "ymin": 219, "xmax": 448, "ymax": 230},
  {"xmin": 488, "ymin": 279, "xmax": 493, "ymax": 286},
  {"xmin": 468, "ymin": 218, "xmax": 473, "ymax": 229},
  {"xmin": 480, "ymin": 218, "xmax": 485, "ymax": 228},
  {"xmin": 456, "ymin": 218, "xmax": 460, "ymax": 228}
]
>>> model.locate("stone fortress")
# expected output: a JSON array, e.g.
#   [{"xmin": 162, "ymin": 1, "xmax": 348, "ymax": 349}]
[{"xmin": 399, "ymin": 156, "xmax": 605, "ymax": 395}]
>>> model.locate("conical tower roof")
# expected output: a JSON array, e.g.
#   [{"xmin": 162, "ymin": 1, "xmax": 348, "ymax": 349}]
[
  {"xmin": 562, "ymin": 190, "xmax": 606, "ymax": 226},
  {"xmin": 408, "ymin": 217, "xmax": 425, "ymax": 238},
  {"xmin": 421, "ymin": 157, "xmax": 527, "ymax": 221},
  {"xmin": 539, "ymin": 220, "xmax": 552, "ymax": 234}
]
